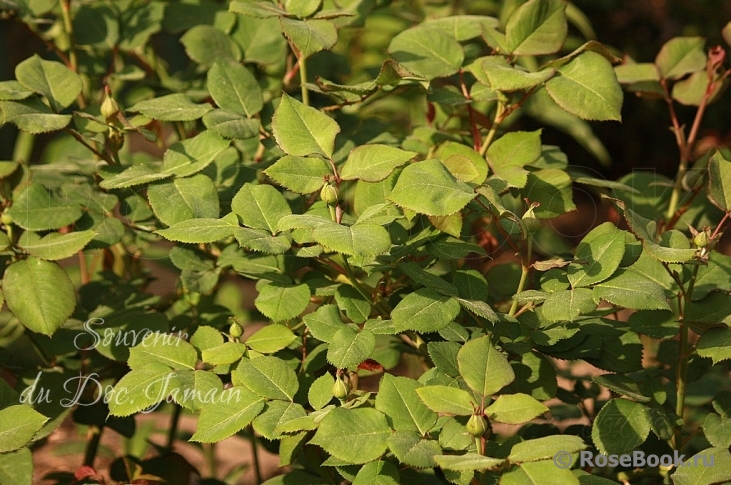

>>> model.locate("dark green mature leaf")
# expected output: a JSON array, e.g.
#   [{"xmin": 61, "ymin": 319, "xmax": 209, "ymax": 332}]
[
  {"xmin": 236, "ymin": 356, "xmax": 299, "ymax": 401},
  {"xmin": 524, "ymin": 168, "xmax": 576, "ymax": 218},
  {"xmin": 191, "ymin": 387, "xmax": 265, "ymax": 442},
  {"xmin": 486, "ymin": 130, "xmax": 541, "ymax": 188},
  {"xmin": 387, "ymin": 431, "xmax": 441, "ymax": 468},
  {"xmin": 592, "ymin": 398, "xmax": 651, "ymax": 455},
  {"xmin": 128, "ymin": 93, "xmax": 212, "ymax": 121},
  {"xmin": 568, "ymin": 231, "xmax": 625, "ymax": 287},
  {"xmin": 428, "ymin": 341, "xmax": 461, "ymax": 377},
  {"xmin": 708, "ymin": 151, "xmax": 731, "ymax": 212},
  {"xmin": 388, "ymin": 25, "xmax": 463, "ymax": 79},
  {"xmin": 0, "ymin": 98, "xmax": 71, "ymax": 133},
  {"xmin": 620, "ymin": 205, "xmax": 697, "ymax": 263},
  {"xmin": 546, "ymin": 51, "xmax": 623, "ymax": 121},
  {"xmin": 327, "ymin": 326, "xmax": 375, "ymax": 368},
  {"xmin": 541, "ymin": 288, "xmax": 596, "ymax": 322},
  {"xmin": 375, "ymin": 374, "xmax": 437, "ymax": 434},
  {"xmin": 156, "ymin": 216, "xmax": 237, "ymax": 243},
  {"xmin": 203, "ymin": 109, "xmax": 260, "ymax": 139},
  {"xmin": 703, "ymin": 413, "xmax": 731, "ymax": 449},
  {"xmin": 486, "ymin": 393, "xmax": 549, "ymax": 424},
  {"xmin": 416, "ymin": 385, "xmax": 475, "ymax": 415},
  {"xmin": 593, "ymin": 269, "xmax": 671, "ymax": 310},
  {"xmin": 181, "ymin": 25, "xmax": 240, "ymax": 65},
  {"xmin": 118, "ymin": 1, "xmax": 165, "ymax": 50},
  {"xmin": 162, "ymin": 131, "xmax": 230, "ymax": 176},
  {"xmin": 433, "ymin": 453, "xmax": 504, "ymax": 471},
  {"xmin": 655, "ymin": 36, "xmax": 706, "ymax": 80},
  {"xmin": 334, "ymin": 285, "xmax": 370, "ymax": 323},
  {"xmin": 7, "ymin": 183, "xmax": 84, "ymax": 230},
  {"xmin": 458, "ymin": 336, "xmax": 515, "ymax": 397},
  {"xmin": 353, "ymin": 460, "xmax": 400, "ymax": 485},
  {"xmin": 310, "ymin": 407, "xmax": 391, "ymax": 464},
  {"xmin": 479, "ymin": 56, "xmax": 555, "ymax": 92},
  {"xmin": 309, "ymin": 373, "xmax": 334, "ymax": 410},
  {"xmin": 272, "ymin": 94, "xmax": 340, "ymax": 158},
  {"xmin": 302, "ymin": 304, "xmax": 344, "ymax": 342},
  {"xmin": 148, "ymin": 175, "xmax": 220, "ymax": 226},
  {"xmin": 340, "ymin": 145, "xmax": 416, "ymax": 182},
  {"xmin": 232, "ymin": 183, "xmax": 292, "ymax": 233},
  {"xmin": 670, "ymin": 448, "xmax": 731, "ymax": 485},
  {"xmin": 17, "ymin": 230, "xmax": 95, "ymax": 261},
  {"xmin": 505, "ymin": 0, "xmax": 567, "ymax": 56},
  {"xmin": 399, "ymin": 262, "xmax": 459, "ymax": 297},
  {"xmin": 391, "ymin": 288, "xmax": 460, "ymax": 333},
  {"xmin": 236, "ymin": 227, "xmax": 292, "ymax": 254},
  {"xmin": 265, "ymin": 155, "xmax": 332, "ymax": 194},
  {"xmin": 508, "ymin": 435, "xmax": 587, "ymax": 462},
  {"xmin": 255, "ymin": 282, "xmax": 311, "ymax": 322},
  {"xmin": 388, "ymin": 159, "xmax": 475, "ymax": 216},
  {"xmin": 280, "ymin": 18, "xmax": 337, "ymax": 59},
  {"xmin": 15, "ymin": 55, "xmax": 82, "ymax": 111},
  {"xmin": 3, "ymin": 257, "xmax": 75, "ymax": 336},
  {"xmin": 592, "ymin": 374, "xmax": 651, "ymax": 403},
  {"xmin": 207, "ymin": 60, "xmax": 263, "ymax": 116},
  {"xmin": 0, "ymin": 405, "xmax": 48, "ymax": 452},
  {"xmin": 697, "ymin": 328, "xmax": 731, "ymax": 364}
]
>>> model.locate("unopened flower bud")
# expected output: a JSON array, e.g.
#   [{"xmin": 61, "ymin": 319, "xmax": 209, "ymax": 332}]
[
  {"xmin": 466, "ymin": 414, "xmax": 488, "ymax": 437},
  {"xmin": 693, "ymin": 229, "xmax": 711, "ymax": 248},
  {"xmin": 101, "ymin": 93, "xmax": 120, "ymax": 121},
  {"xmin": 320, "ymin": 183, "xmax": 339, "ymax": 205},
  {"xmin": 521, "ymin": 202, "xmax": 541, "ymax": 236},
  {"xmin": 332, "ymin": 376, "xmax": 350, "ymax": 401},
  {"xmin": 229, "ymin": 321, "xmax": 244, "ymax": 338}
]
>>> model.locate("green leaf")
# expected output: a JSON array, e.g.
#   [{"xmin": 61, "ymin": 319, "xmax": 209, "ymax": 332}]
[
  {"xmin": 272, "ymin": 93, "xmax": 340, "ymax": 158},
  {"xmin": 388, "ymin": 159, "xmax": 475, "ymax": 216},
  {"xmin": 191, "ymin": 387, "xmax": 265, "ymax": 442},
  {"xmin": 655, "ymin": 37, "xmax": 706, "ymax": 80},
  {"xmin": 308, "ymin": 373, "xmax": 334, "ymax": 410},
  {"xmin": 202, "ymin": 109, "xmax": 260, "ymax": 139},
  {"xmin": 282, "ymin": 0, "xmax": 321, "ymax": 18},
  {"xmin": 118, "ymin": 1, "xmax": 165, "ymax": 50},
  {"xmin": 340, "ymin": 145, "xmax": 416, "ymax": 182},
  {"xmin": 0, "ymin": 80, "xmax": 33, "ymax": 101},
  {"xmin": 181, "ymin": 25, "xmax": 240, "ymax": 65},
  {"xmin": 508, "ymin": 435, "xmax": 587, "ymax": 462},
  {"xmin": 327, "ymin": 326, "xmax": 375, "ymax": 368},
  {"xmin": 399, "ymin": 262, "xmax": 459, "ymax": 297},
  {"xmin": 128, "ymin": 93, "xmax": 212, "ymax": 121},
  {"xmin": 524, "ymin": 168, "xmax": 576, "ymax": 218},
  {"xmin": 479, "ymin": 56, "xmax": 555, "ymax": 92},
  {"xmin": 425, "ymin": 15, "xmax": 500, "ymax": 41},
  {"xmin": 0, "ymin": 405, "xmax": 49, "ymax": 452},
  {"xmin": 7, "ymin": 183, "xmax": 82, "ymax": 231},
  {"xmin": 501, "ymin": 460, "xmax": 579, "ymax": 485},
  {"xmin": 505, "ymin": 0, "xmax": 567, "ymax": 56},
  {"xmin": 708, "ymin": 151, "xmax": 731, "ymax": 212},
  {"xmin": 0, "ymin": 447, "xmax": 33, "ymax": 485},
  {"xmin": 592, "ymin": 374, "xmax": 651, "ymax": 403},
  {"xmin": 428, "ymin": 341, "xmax": 461, "ymax": 377},
  {"xmin": 568, "ymin": 231, "xmax": 626, "ymax": 287},
  {"xmin": 388, "ymin": 26, "xmax": 464, "ymax": 79},
  {"xmin": 485, "ymin": 393, "xmax": 549, "ymax": 424},
  {"xmin": 619, "ymin": 204, "xmax": 697, "ymax": 263},
  {"xmin": 98, "ymin": 164, "xmax": 168, "ymax": 190},
  {"xmin": 433, "ymin": 453, "xmax": 505, "ymax": 472},
  {"xmin": 310, "ymin": 407, "xmax": 391, "ymax": 464},
  {"xmin": 486, "ymin": 131, "xmax": 541, "ymax": 188},
  {"xmin": 229, "ymin": 0, "xmax": 288, "ymax": 18},
  {"xmin": 592, "ymin": 398, "xmax": 651, "ymax": 455},
  {"xmin": 235, "ymin": 355, "xmax": 299, "ymax": 401},
  {"xmin": 17, "ymin": 230, "xmax": 95, "ymax": 261},
  {"xmin": 252, "ymin": 401, "xmax": 307, "ymax": 440},
  {"xmin": 387, "ymin": 431, "xmax": 441, "ymax": 468},
  {"xmin": 458, "ymin": 336, "xmax": 515, "ymax": 397},
  {"xmin": 201, "ymin": 342, "xmax": 247, "ymax": 366},
  {"xmin": 232, "ymin": 183, "xmax": 292, "ymax": 233},
  {"xmin": 0, "ymin": 98, "xmax": 71, "ymax": 133},
  {"xmin": 391, "ymin": 288, "xmax": 461, "ymax": 333},
  {"xmin": 15, "ymin": 54, "xmax": 82, "ymax": 111},
  {"xmin": 697, "ymin": 327, "xmax": 731, "ymax": 364},
  {"xmin": 703, "ymin": 413, "xmax": 731, "ymax": 448},
  {"xmin": 264, "ymin": 155, "xmax": 332, "ymax": 194},
  {"xmin": 416, "ymin": 385, "xmax": 476, "ymax": 416},
  {"xmin": 671, "ymin": 448, "xmax": 731, "ymax": 485},
  {"xmin": 312, "ymin": 222, "xmax": 391, "ymax": 257},
  {"xmin": 302, "ymin": 304, "xmax": 343, "ymax": 342},
  {"xmin": 434, "ymin": 142, "xmax": 489, "ymax": 184},
  {"xmin": 614, "ymin": 62, "xmax": 660, "ymax": 84},
  {"xmin": 593, "ymin": 269, "xmax": 671, "ymax": 311},
  {"xmin": 148, "ymin": 175, "xmax": 220, "ymax": 226},
  {"xmin": 235, "ymin": 227, "xmax": 290, "ymax": 254},
  {"xmin": 255, "ymin": 282, "xmax": 311, "ymax": 322},
  {"xmin": 280, "ymin": 18, "xmax": 337, "ymax": 59},
  {"xmin": 3, "ymin": 257, "xmax": 75, "ymax": 336},
  {"xmin": 207, "ymin": 60, "xmax": 263, "ymax": 116},
  {"xmin": 545, "ymin": 51, "xmax": 623, "ymax": 121},
  {"xmin": 334, "ymin": 284, "xmax": 371, "ymax": 323},
  {"xmin": 375, "ymin": 374, "xmax": 438, "ymax": 434},
  {"xmin": 161, "ymin": 131, "xmax": 230, "ymax": 177},
  {"xmin": 128, "ymin": 334, "xmax": 198, "ymax": 371},
  {"xmin": 107, "ymin": 362, "xmax": 174, "ymax": 416},
  {"xmin": 156, "ymin": 216, "xmax": 237, "ymax": 243},
  {"xmin": 353, "ymin": 460, "xmax": 400, "ymax": 485},
  {"xmin": 685, "ymin": 292, "xmax": 731, "ymax": 324},
  {"xmin": 246, "ymin": 324, "xmax": 296, "ymax": 354}
]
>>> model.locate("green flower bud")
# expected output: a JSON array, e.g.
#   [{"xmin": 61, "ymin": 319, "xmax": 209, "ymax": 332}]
[
  {"xmin": 693, "ymin": 229, "xmax": 711, "ymax": 248},
  {"xmin": 320, "ymin": 183, "xmax": 339, "ymax": 205},
  {"xmin": 521, "ymin": 202, "xmax": 541, "ymax": 236},
  {"xmin": 229, "ymin": 321, "xmax": 244, "ymax": 338},
  {"xmin": 332, "ymin": 376, "xmax": 350, "ymax": 401},
  {"xmin": 101, "ymin": 93, "xmax": 120, "ymax": 121},
  {"xmin": 1, "ymin": 212, "xmax": 12, "ymax": 226},
  {"xmin": 466, "ymin": 414, "xmax": 488, "ymax": 437}
]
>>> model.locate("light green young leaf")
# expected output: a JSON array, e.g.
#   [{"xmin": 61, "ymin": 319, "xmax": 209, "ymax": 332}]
[
  {"xmin": 545, "ymin": 51, "xmax": 623, "ymax": 121},
  {"xmin": 3, "ymin": 257, "xmax": 75, "ymax": 336},
  {"xmin": 0, "ymin": 98, "xmax": 71, "ymax": 133},
  {"xmin": 191, "ymin": 387, "xmax": 265, "ymax": 442},
  {"xmin": 508, "ymin": 435, "xmax": 587, "ymax": 462},
  {"xmin": 128, "ymin": 93, "xmax": 212, "ymax": 121},
  {"xmin": 161, "ymin": 131, "xmax": 230, "ymax": 177},
  {"xmin": 181, "ymin": 25, "xmax": 240, "ymax": 65},
  {"xmin": 457, "ymin": 336, "xmax": 515, "ymax": 397},
  {"xmin": 592, "ymin": 398, "xmax": 651, "ymax": 455},
  {"xmin": 0, "ymin": 447, "xmax": 33, "ymax": 485},
  {"xmin": 202, "ymin": 109, "xmax": 260, "ymax": 139},
  {"xmin": 207, "ymin": 60, "xmax": 263, "ymax": 116},
  {"xmin": 232, "ymin": 183, "xmax": 292, "ymax": 233},
  {"xmin": 0, "ymin": 405, "xmax": 49, "ymax": 453},
  {"xmin": 264, "ymin": 155, "xmax": 332, "ymax": 194},
  {"xmin": 308, "ymin": 373, "xmax": 334, "ymax": 410},
  {"xmin": 235, "ymin": 227, "xmax": 291, "ymax": 254},
  {"xmin": 229, "ymin": 0, "xmax": 288, "ymax": 18},
  {"xmin": 388, "ymin": 26, "xmax": 464, "ymax": 79},
  {"xmin": 433, "ymin": 453, "xmax": 505, "ymax": 471},
  {"xmin": 128, "ymin": 334, "xmax": 198, "ymax": 371},
  {"xmin": 425, "ymin": 15, "xmax": 500, "ymax": 41},
  {"xmin": 391, "ymin": 288, "xmax": 460, "ymax": 333},
  {"xmin": 107, "ymin": 362, "xmax": 174, "ymax": 416},
  {"xmin": 541, "ymin": 288, "xmax": 597, "ymax": 322},
  {"xmin": 311, "ymin": 222, "xmax": 391, "ymax": 257},
  {"xmin": 310, "ymin": 407, "xmax": 390, "ymax": 464},
  {"xmin": 614, "ymin": 62, "xmax": 660, "ymax": 84},
  {"xmin": 302, "ymin": 304, "xmax": 344, "ymax": 342},
  {"xmin": 255, "ymin": 282, "xmax": 311, "ymax": 322},
  {"xmin": 15, "ymin": 54, "xmax": 82, "ymax": 111},
  {"xmin": 708, "ymin": 151, "xmax": 731, "ymax": 212},
  {"xmin": 486, "ymin": 130, "xmax": 541, "ymax": 188},
  {"xmin": 416, "ymin": 385, "xmax": 476, "ymax": 416},
  {"xmin": 280, "ymin": 18, "xmax": 337, "ymax": 59},
  {"xmin": 246, "ymin": 324, "xmax": 296, "ymax": 354},
  {"xmin": 148, "ymin": 174, "xmax": 220, "ymax": 226},
  {"xmin": 17, "ymin": 230, "xmax": 95, "ymax": 261},
  {"xmin": 479, "ymin": 56, "xmax": 555, "ymax": 92},
  {"xmin": 327, "ymin": 326, "xmax": 375, "ymax": 368},
  {"xmin": 282, "ymin": 0, "xmax": 321, "ymax": 18},
  {"xmin": 505, "ymin": 0, "xmax": 567, "ymax": 56},
  {"xmin": 252, "ymin": 401, "xmax": 307, "ymax": 440},
  {"xmin": 340, "ymin": 144, "xmax": 417, "ymax": 182},
  {"xmin": 0, "ymin": 80, "xmax": 34, "ymax": 101},
  {"xmin": 655, "ymin": 36, "xmax": 706, "ymax": 80},
  {"xmin": 568, "ymin": 231, "xmax": 626, "ymax": 287},
  {"xmin": 156, "ymin": 216, "xmax": 237, "ymax": 243},
  {"xmin": 201, "ymin": 342, "xmax": 248, "ymax": 366},
  {"xmin": 235, "ymin": 355, "xmax": 299, "ymax": 401},
  {"xmin": 387, "ymin": 431, "xmax": 441, "ymax": 468},
  {"xmin": 486, "ymin": 393, "xmax": 549, "ymax": 424},
  {"xmin": 272, "ymin": 93, "xmax": 340, "ymax": 158},
  {"xmin": 375, "ymin": 374, "xmax": 438, "ymax": 434},
  {"xmin": 671, "ymin": 448, "xmax": 731, "ymax": 485},
  {"xmin": 388, "ymin": 159, "xmax": 475, "ymax": 216},
  {"xmin": 353, "ymin": 460, "xmax": 400, "ymax": 485},
  {"xmin": 98, "ymin": 164, "xmax": 168, "ymax": 190},
  {"xmin": 593, "ymin": 269, "xmax": 670, "ymax": 310}
]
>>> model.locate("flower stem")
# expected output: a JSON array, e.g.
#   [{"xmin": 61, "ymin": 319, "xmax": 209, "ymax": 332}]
[{"xmin": 508, "ymin": 238, "xmax": 532, "ymax": 317}]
